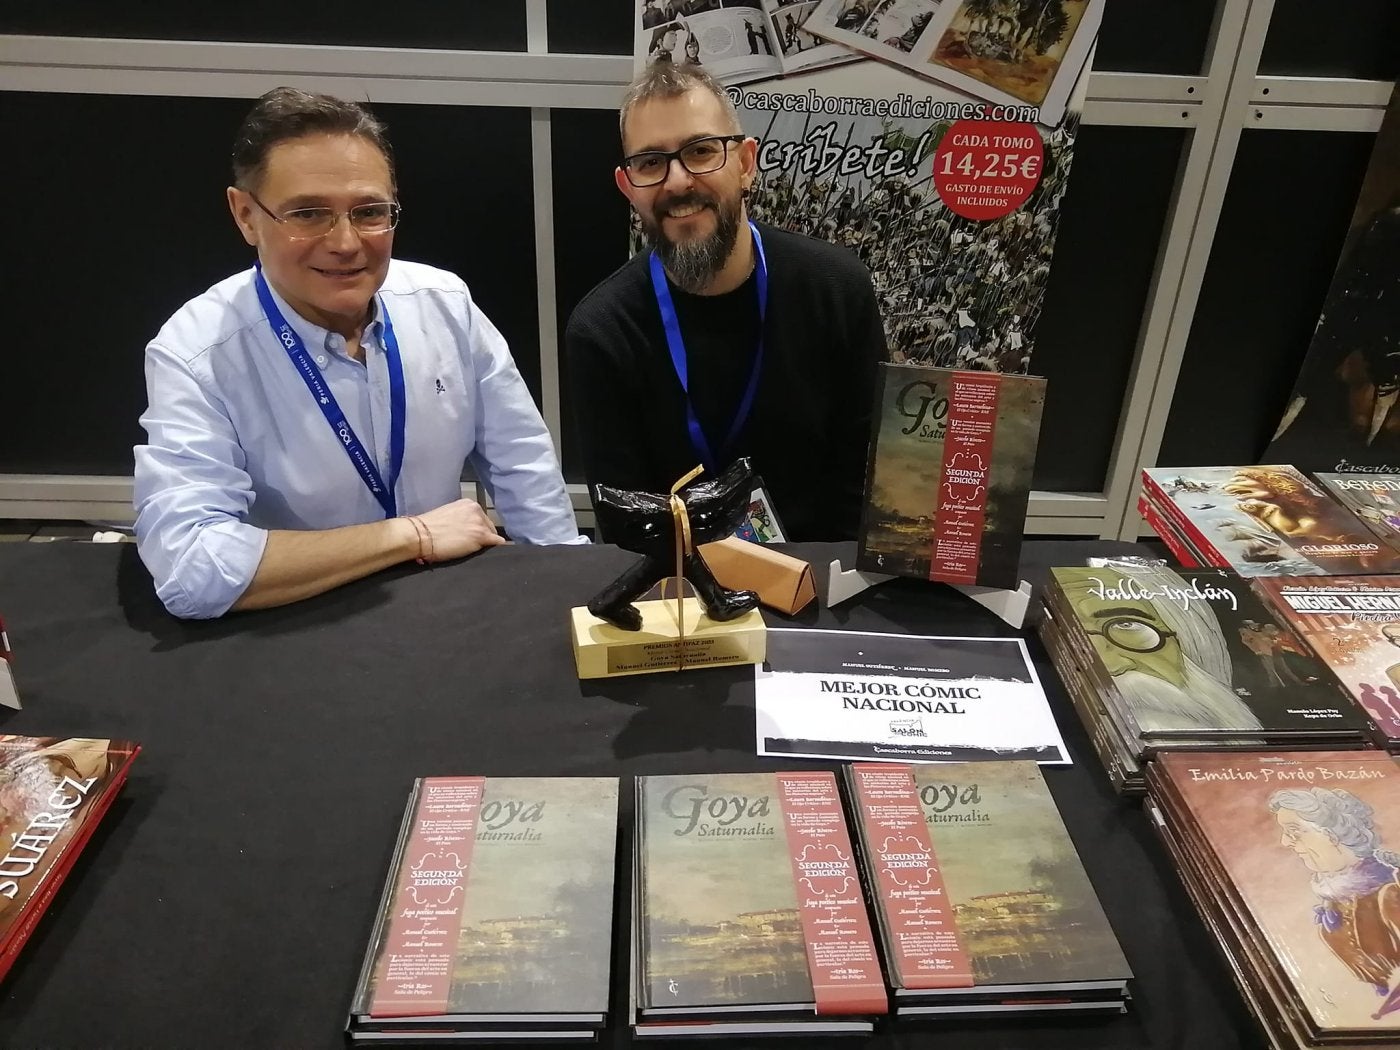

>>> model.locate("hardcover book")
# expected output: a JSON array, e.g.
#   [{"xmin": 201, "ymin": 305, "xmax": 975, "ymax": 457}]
[
  {"xmin": 1253, "ymin": 575, "xmax": 1400, "ymax": 747},
  {"xmin": 1150, "ymin": 750, "xmax": 1400, "ymax": 1042},
  {"xmin": 1141, "ymin": 465, "xmax": 1400, "ymax": 577},
  {"xmin": 1314, "ymin": 473, "xmax": 1400, "ymax": 552},
  {"xmin": 844, "ymin": 761, "xmax": 1130, "ymax": 1014},
  {"xmin": 349, "ymin": 776, "xmax": 619, "ymax": 1041},
  {"xmin": 634, "ymin": 770, "xmax": 885, "ymax": 1035},
  {"xmin": 1047, "ymin": 565, "xmax": 1366, "ymax": 743},
  {"xmin": 0, "ymin": 736, "xmax": 140, "ymax": 983},
  {"xmin": 858, "ymin": 364, "xmax": 1045, "ymax": 590}
]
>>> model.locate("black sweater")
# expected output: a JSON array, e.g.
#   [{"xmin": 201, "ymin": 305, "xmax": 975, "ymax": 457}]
[{"xmin": 565, "ymin": 222, "xmax": 885, "ymax": 542}]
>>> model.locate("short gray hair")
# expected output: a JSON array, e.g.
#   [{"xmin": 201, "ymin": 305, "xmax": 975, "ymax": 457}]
[
  {"xmin": 619, "ymin": 61, "xmax": 742, "ymax": 147},
  {"xmin": 1268, "ymin": 788, "xmax": 1379, "ymax": 857}
]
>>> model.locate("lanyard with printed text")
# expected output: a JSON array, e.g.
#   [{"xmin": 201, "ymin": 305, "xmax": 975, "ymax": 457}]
[
  {"xmin": 254, "ymin": 265, "xmax": 407, "ymax": 519},
  {"xmin": 649, "ymin": 220, "xmax": 768, "ymax": 474}
]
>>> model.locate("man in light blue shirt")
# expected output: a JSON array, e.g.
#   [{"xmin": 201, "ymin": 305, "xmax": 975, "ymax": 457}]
[{"xmin": 135, "ymin": 88, "xmax": 581, "ymax": 619}]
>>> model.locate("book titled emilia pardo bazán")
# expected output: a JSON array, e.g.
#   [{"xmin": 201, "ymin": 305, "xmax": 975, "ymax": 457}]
[
  {"xmin": 844, "ymin": 761, "xmax": 1131, "ymax": 1016},
  {"xmin": 348, "ymin": 776, "xmax": 619, "ymax": 1043},
  {"xmin": 858, "ymin": 364, "xmax": 1045, "ymax": 590},
  {"xmin": 0, "ymin": 736, "xmax": 140, "ymax": 983},
  {"xmin": 633, "ymin": 771, "xmax": 886, "ymax": 1037}
]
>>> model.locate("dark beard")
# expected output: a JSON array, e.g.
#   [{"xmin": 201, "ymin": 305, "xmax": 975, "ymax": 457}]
[{"xmin": 642, "ymin": 192, "xmax": 743, "ymax": 293}]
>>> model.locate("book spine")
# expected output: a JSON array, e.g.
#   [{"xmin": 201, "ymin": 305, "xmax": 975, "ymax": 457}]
[
  {"xmin": 366, "ymin": 776, "xmax": 486, "ymax": 1019},
  {"xmin": 774, "ymin": 771, "xmax": 888, "ymax": 1015},
  {"xmin": 350, "ymin": 779, "xmax": 424, "ymax": 1018},
  {"xmin": 1136, "ymin": 495, "xmax": 1203, "ymax": 568},
  {"xmin": 1139, "ymin": 472, "xmax": 1226, "ymax": 566},
  {"xmin": 846, "ymin": 764, "xmax": 974, "ymax": 989}
]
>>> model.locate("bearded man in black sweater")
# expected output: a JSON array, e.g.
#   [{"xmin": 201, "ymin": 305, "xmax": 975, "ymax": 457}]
[{"xmin": 564, "ymin": 62, "xmax": 885, "ymax": 542}]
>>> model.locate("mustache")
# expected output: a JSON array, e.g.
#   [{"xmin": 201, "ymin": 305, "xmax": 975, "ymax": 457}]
[{"xmin": 655, "ymin": 191, "xmax": 716, "ymax": 216}]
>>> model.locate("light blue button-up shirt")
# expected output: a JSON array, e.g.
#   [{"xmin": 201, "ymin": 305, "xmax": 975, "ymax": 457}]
[{"xmin": 134, "ymin": 260, "xmax": 581, "ymax": 619}]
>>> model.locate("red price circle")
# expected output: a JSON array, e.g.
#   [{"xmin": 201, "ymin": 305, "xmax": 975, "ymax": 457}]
[{"xmin": 932, "ymin": 120, "xmax": 1044, "ymax": 221}]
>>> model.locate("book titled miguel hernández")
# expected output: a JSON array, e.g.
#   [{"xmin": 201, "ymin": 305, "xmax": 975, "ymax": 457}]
[
  {"xmin": 858, "ymin": 364, "xmax": 1044, "ymax": 591},
  {"xmin": 349, "ymin": 776, "xmax": 619, "ymax": 1043},
  {"xmin": 633, "ymin": 771, "xmax": 886, "ymax": 1037},
  {"xmin": 0, "ymin": 736, "xmax": 140, "ymax": 983},
  {"xmin": 844, "ymin": 761, "xmax": 1130, "ymax": 1015},
  {"xmin": 1254, "ymin": 576, "xmax": 1400, "ymax": 748}
]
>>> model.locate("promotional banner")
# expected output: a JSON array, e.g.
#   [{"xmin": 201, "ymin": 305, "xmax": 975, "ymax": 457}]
[{"xmin": 632, "ymin": 1, "xmax": 1096, "ymax": 374}]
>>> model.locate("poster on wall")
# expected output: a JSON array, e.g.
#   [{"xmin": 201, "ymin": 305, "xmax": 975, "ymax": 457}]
[
  {"xmin": 631, "ymin": 0, "xmax": 1099, "ymax": 375},
  {"xmin": 1263, "ymin": 82, "xmax": 1400, "ymax": 473}
]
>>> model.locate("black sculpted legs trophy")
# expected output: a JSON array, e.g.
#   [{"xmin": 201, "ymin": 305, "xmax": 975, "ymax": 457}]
[{"xmin": 587, "ymin": 459, "xmax": 761, "ymax": 631}]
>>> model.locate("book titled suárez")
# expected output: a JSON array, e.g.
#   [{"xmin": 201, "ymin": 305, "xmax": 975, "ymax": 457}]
[
  {"xmin": 0, "ymin": 736, "xmax": 140, "ymax": 983},
  {"xmin": 858, "ymin": 364, "xmax": 1044, "ymax": 590},
  {"xmin": 636, "ymin": 771, "xmax": 886, "ymax": 1030},
  {"xmin": 350, "ymin": 776, "xmax": 619, "ymax": 1039}
]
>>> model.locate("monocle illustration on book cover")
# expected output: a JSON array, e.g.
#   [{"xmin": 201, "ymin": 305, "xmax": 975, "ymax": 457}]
[
  {"xmin": 1160, "ymin": 752, "xmax": 1400, "ymax": 1032},
  {"xmin": 858, "ymin": 363, "xmax": 1043, "ymax": 588},
  {"xmin": 909, "ymin": 761, "xmax": 1128, "ymax": 986},
  {"xmin": 638, "ymin": 771, "xmax": 812, "ymax": 1010},
  {"xmin": 1050, "ymin": 565, "xmax": 1362, "ymax": 739}
]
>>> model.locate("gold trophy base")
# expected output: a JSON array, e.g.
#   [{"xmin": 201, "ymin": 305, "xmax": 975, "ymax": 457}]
[{"xmin": 570, "ymin": 598, "xmax": 766, "ymax": 680}]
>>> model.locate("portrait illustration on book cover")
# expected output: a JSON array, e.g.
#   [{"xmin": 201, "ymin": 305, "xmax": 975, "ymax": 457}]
[{"xmin": 1270, "ymin": 786, "xmax": 1400, "ymax": 1020}]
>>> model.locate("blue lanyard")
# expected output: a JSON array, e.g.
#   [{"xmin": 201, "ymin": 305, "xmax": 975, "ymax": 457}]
[
  {"xmin": 253, "ymin": 266, "xmax": 407, "ymax": 519},
  {"xmin": 649, "ymin": 220, "xmax": 768, "ymax": 474}
]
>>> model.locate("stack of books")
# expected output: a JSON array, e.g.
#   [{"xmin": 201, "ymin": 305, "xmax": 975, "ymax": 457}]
[
  {"xmin": 1146, "ymin": 750, "xmax": 1400, "ymax": 1049},
  {"xmin": 1040, "ymin": 565, "xmax": 1372, "ymax": 793},
  {"xmin": 630, "ymin": 771, "xmax": 887, "ymax": 1037},
  {"xmin": 1139, "ymin": 466, "xmax": 1400, "ymax": 577},
  {"xmin": 844, "ymin": 762, "xmax": 1131, "ymax": 1016},
  {"xmin": 348, "ymin": 776, "xmax": 619, "ymax": 1044}
]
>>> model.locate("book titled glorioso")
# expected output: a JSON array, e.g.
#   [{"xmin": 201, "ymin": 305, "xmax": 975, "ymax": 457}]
[
  {"xmin": 858, "ymin": 364, "xmax": 1045, "ymax": 591},
  {"xmin": 348, "ymin": 776, "xmax": 619, "ymax": 1043},
  {"xmin": 0, "ymin": 736, "xmax": 140, "ymax": 983},
  {"xmin": 633, "ymin": 771, "xmax": 886, "ymax": 1037}
]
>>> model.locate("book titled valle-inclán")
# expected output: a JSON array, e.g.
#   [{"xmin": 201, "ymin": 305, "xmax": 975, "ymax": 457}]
[
  {"xmin": 858, "ymin": 364, "xmax": 1044, "ymax": 590},
  {"xmin": 349, "ymin": 776, "xmax": 619, "ymax": 1043},
  {"xmin": 0, "ymin": 735, "xmax": 140, "ymax": 983},
  {"xmin": 633, "ymin": 770, "xmax": 886, "ymax": 1037}
]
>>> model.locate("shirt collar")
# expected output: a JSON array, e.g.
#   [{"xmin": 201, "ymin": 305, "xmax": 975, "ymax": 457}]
[{"xmin": 257, "ymin": 269, "xmax": 385, "ymax": 356}]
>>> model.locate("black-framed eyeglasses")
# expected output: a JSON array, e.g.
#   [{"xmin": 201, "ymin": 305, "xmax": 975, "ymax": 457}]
[
  {"xmin": 621, "ymin": 135, "xmax": 747, "ymax": 188},
  {"xmin": 1085, "ymin": 616, "xmax": 1177, "ymax": 655},
  {"xmin": 248, "ymin": 191, "xmax": 401, "ymax": 240}
]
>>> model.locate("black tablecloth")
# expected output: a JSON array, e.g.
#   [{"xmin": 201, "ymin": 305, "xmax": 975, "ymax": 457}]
[{"xmin": 0, "ymin": 540, "xmax": 1259, "ymax": 1049}]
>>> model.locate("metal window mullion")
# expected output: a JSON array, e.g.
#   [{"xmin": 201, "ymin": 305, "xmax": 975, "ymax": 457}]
[{"xmin": 1098, "ymin": 0, "xmax": 1272, "ymax": 542}]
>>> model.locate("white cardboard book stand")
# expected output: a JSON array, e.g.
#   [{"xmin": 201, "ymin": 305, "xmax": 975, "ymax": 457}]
[{"xmin": 826, "ymin": 559, "xmax": 1032, "ymax": 629}]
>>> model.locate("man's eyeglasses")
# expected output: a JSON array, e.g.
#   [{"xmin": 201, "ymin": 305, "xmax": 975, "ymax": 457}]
[
  {"xmin": 621, "ymin": 135, "xmax": 747, "ymax": 188},
  {"xmin": 1085, "ymin": 615, "xmax": 1177, "ymax": 655},
  {"xmin": 248, "ymin": 192, "xmax": 401, "ymax": 240}
]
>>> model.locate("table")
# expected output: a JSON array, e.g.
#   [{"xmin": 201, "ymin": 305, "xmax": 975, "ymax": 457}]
[{"xmin": 0, "ymin": 539, "xmax": 1260, "ymax": 1049}]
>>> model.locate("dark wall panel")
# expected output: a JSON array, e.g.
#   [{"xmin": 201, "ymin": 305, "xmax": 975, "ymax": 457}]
[
  {"xmin": 1260, "ymin": 0, "xmax": 1399, "ymax": 80},
  {"xmin": 548, "ymin": 1, "xmax": 631, "ymax": 57},
  {"xmin": 1031, "ymin": 125, "xmax": 1187, "ymax": 492},
  {"xmin": 1, "ymin": 1, "xmax": 527, "ymax": 50},
  {"xmin": 3, "ymin": 93, "xmax": 534, "ymax": 476},
  {"xmin": 552, "ymin": 110, "xmax": 633, "ymax": 483},
  {"xmin": 1157, "ymin": 129, "xmax": 1377, "ymax": 470},
  {"xmin": 1095, "ymin": 0, "xmax": 1216, "ymax": 76}
]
